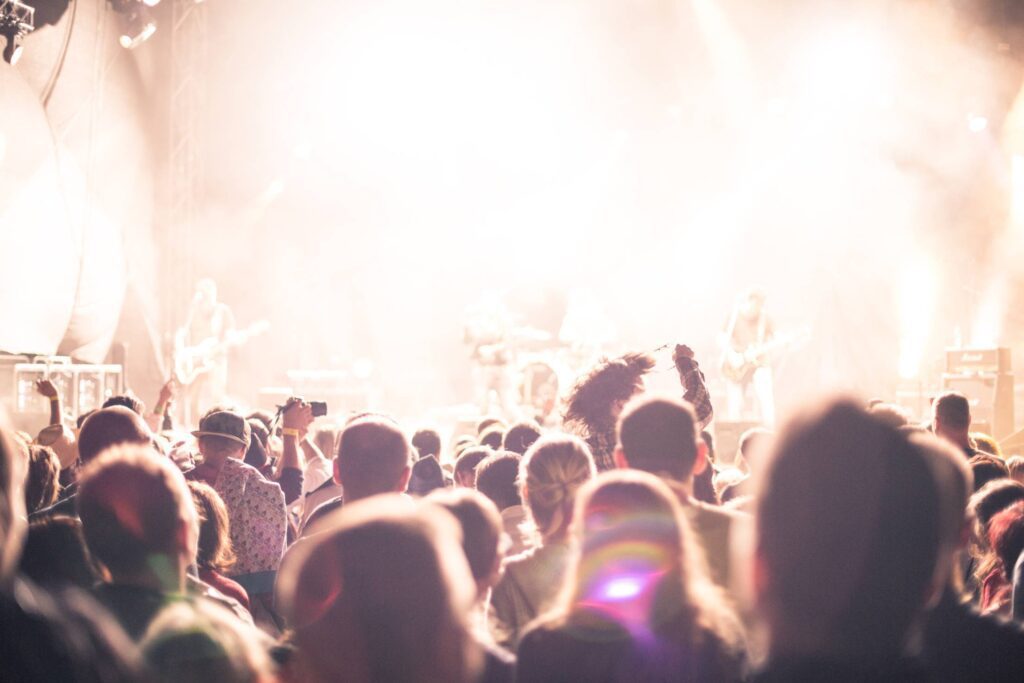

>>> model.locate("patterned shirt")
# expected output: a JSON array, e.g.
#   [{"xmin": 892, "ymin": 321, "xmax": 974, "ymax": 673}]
[
  {"xmin": 587, "ymin": 356, "xmax": 714, "ymax": 472},
  {"xmin": 197, "ymin": 458, "xmax": 287, "ymax": 579}
]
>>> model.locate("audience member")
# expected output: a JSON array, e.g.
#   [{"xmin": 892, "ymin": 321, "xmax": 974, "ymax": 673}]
[
  {"xmin": 918, "ymin": 430, "xmax": 1024, "ymax": 683},
  {"xmin": 565, "ymin": 345, "xmax": 713, "ymax": 472},
  {"xmin": 407, "ymin": 454, "xmax": 448, "ymax": 496},
  {"xmin": 502, "ymin": 421, "xmax": 542, "ymax": 455},
  {"xmin": 475, "ymin": 451, "xmax": 528, "ymax": 555},
  {"xmin": 24, "ymin": 444, "xmax": 60, "ymax": 514},
  {"xmin": 142, "ymin": 600, "xmax": 274, "ymax": 683},
  {"xmin": 188, "ymin": 410, "xmax": 287, "ymax": 601},
  {"xmin": 300, "ymin": 414, "xmax": 412, "ymax": 533},
  {"xmin": 0, "ymin": 425, "xmax": 143, "ymax": 682},
  {"xmin": 1007, "ymin": 455, "xmax": 1024, "ymax": 485},
  {"xmin": 19, "ymin": 516, "xmax": 99, "ymax": 589},
  {"xmin": 973, "ymin": 432, "xmax": 1003, "ymax": 458},
  {"xmin": 189, "ymin": 481, "xmax": 251, "ymax": 612},
  {"xmin": 517, "ymin": 470, "xmax": 746, "ymax": 682},
  {"xmin": 78, "ymin": 446, "xmax": 251, "ymax": 640},
  {"xmin": 488, "ymin": 436, "xmax": 595, "ymax": 649},
  {"xmin": 933, "ymin": 391, "xmax": 981, "ymax": 458},
  {"xmin": 985, "ymin": 501, "xmax": 1024, "ymax": 616},
  {"xmin": 455, "ymin": 446, "xmax": 492, "ymax": 488},
  {"xmin": 692, "ymin": 430, "xmax": 718, "ymax": 505},
  {"xmin": 968, "ymin": 479, "xmax": 1024, "ymax": 602},
  {"xmin": 478, "ymin": 417, "xmax": 506, "ymax": 436},
  {"xmin": 428, "ymin": 488, "xmax": 516, "ymax": 683},
  {"xmin": 868, "ymin": 401, "xmax": 912, "ymax": 429},
  {"xmin": 969, "ymin": 453, "xmax": 1010, "ymax": 493},
  {"xmin": 31, "ymin": 406, "xmax": 153, "ymax": 520},
  {"xmin": 752, "ymin": 400, "xmax": 942, "ymax": 681},
  {"xmin": 278, "ymin": 495, "xmax": 483, "ymax": 683},
  {"xmin": 615, "ymin": 395, "xmax": 744, "ymax": 589},
  {"xmin": 412, "ymin": 428, "xmax": 443, "ymax": 460},
  {"xmin": 480, "ymin": 427, "xmax": 505, "ymax": 451}
]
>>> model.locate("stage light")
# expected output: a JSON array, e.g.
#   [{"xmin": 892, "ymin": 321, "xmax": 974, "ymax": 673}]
[
  {"xmin": 0, "ymin": 0, "xmax": 34, "ymax": 65},
  {"xmin": 967, "ymin": 114, "xmax": 989, "ymax": 133},
  {"xmin": 110, "ymin": 0, "xmax": 156, "ymax": 50}
]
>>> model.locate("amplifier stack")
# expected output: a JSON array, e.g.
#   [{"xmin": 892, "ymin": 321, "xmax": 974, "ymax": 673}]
[{"xmin": 942, "ymin": 347, "xmax": 1013, "ymax": 440}]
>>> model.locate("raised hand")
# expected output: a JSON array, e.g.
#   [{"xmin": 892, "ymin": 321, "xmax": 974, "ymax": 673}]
[{"xmin": 35, "ymin": 379, "xmax": 58, "ymax": 399}]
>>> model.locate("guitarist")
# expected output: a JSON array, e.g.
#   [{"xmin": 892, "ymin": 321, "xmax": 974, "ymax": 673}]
[
  {"xmin": 722, "ymin": 288, "xmax": 776, "ymax": 426},
  {"xmin": 178, "ymin": 278, "xmax": 236, "ymax": 425}
]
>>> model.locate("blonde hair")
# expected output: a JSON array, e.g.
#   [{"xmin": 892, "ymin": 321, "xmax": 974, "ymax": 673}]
[
  {"xmin": 547, "ymin": 470, "xmax": 743, "ymax": 650},
  {"xmin": 519, "ymin": 435, "xmax": 596, "ymax": 542}
]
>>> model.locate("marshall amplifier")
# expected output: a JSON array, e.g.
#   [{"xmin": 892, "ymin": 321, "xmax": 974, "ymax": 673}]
[{"xmin": 946, "ymin": 347, "xmax": 1011, "ymax": 375}]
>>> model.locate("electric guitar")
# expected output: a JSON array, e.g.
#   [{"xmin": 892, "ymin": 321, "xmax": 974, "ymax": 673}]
[
  {"xmin": 173, "ymin": 320, "xmax": 270, "ymax": 386},
  {"xmin": 719, "ymin": 326, "xmax": 811, "ymax": 384}
]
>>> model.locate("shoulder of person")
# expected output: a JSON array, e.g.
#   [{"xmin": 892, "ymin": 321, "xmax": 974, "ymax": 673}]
[
  {"xmin": 689, "ymin": 499, "xmax": 749, "ymax": 525},
  {"xmin": 186, "ymin": 575, "xmax": 253, "ymax": 626}
]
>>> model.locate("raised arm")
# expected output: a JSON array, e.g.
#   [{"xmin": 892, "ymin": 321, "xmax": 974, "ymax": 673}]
[
  {"xmin": 147, "ymin": 379, "xmax": 177, "ymax": 431},
  {"xmin": 673, "ymin": 344, "xmax": 714, "ymax": 430},
  {"xmin": 35, "ymin": 379, "xmax": 62, "ymax": 426}
]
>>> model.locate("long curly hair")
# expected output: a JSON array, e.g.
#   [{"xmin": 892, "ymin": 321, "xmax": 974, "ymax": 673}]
[{"xmin": 564, "ymin": 353, "xmax": 656, "ymax": 434}]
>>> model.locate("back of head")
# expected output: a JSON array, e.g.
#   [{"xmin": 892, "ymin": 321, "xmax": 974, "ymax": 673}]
[
  {"xmin": 78, "ymin": 406, "xmax": 152, "ymax": 464},
  {"xmin": 503, "ymin": 421, "xmax": 543, "ymax": 455},
  {"xmin": 412, "ymin": 429, "xmax": 442, "ymax": 460},
  {"xmin": 972, "ymin": 432, "xmax": 1002, "ymax": 457},
  {"xmin": 142, "ymin": 601, "xmax": 272, "ymax": 683},
  {"xmin": 24, "ymin": 444, "xmax": 60, "ymax": 514},
  {"xmin": 756, "ymin": 399, "xmax": 942, "ymax": 658},
  {"xmin": 313, "ymin": 427, "xmax": 338, "ymax": 461},
  {"xmin": 20, "ymin": 516, "xmax": 98, "ymax": 589},
  {"xmin": 103, "ymin": 394, "xmax": 146, "ymax": 416},
  {"xmin": 618, "ymin": 396, "xmax": 698, "ymax": 482},
  {"xmin": 934, "ymin": 391, "xmax": 971, "ymax": 431},
  {"xmin": 909, "ymin": 433, "xmax": 972, "ymax": 550},
  {"xmin": 561, "ymin": 470, "xmax": 736, "ymax": 641},
  {"xmin": 520, "ymin": 435, "xmax": 596, "ymax": 540},
  {"xmin": 188, "ymin": 482, "xmax": 236, "ymax": 573},
  {"xmin": 738, "ymin": 427, "xmax": 773, "ymax": 473},
  {"xmin": 278, "ymin": 495, "xmax": 480, "ymax": 683},
  {"xmin": 479, "ymin": 428, "xmax": 504, "ymax": 451},
  {"xmin": 969, "ymin": 478, "xmax": 1024, "ymax": 538},
  {"xmin": 1006, "ymin": 455, "xmax": 1024, "ymax": 484},
  {"xmin": 868, "ymin": 402, "xmax": 911, "ymax": 429},
  {"xmin": 565, "ymin": 352, "xmax": 656, "ymax": 432},
  {"xmin": 988, "ymin": 501, "xmax": 1024, "ymax": 580},
  {"xmin": 475, "ymin": 452, "xmax": 521, "ymax": 511},
  {"xmin": 407, "ymin": 455, "xmax": 447, "ymax": 497},
  {"xmin": 476, "ymin": 417, "xmax": 505, "ymax": 436},
  {"xmin": 454, "ymin": 446, "xmax": 492, "ymax": 487},
  {"xmin": 968, "ymin": 454, "xmax": 1009, "ymax": 493},
  {"xmin": 77, "ymin": 447, "xmax": 195, "ymax": 578},
  {"xmin": 336, "ymin": 417, "xmax": 411, "ymax": 501},
  {"xmin": 427, "ymin": 488, "xmax": 503, "ymax": 586}
]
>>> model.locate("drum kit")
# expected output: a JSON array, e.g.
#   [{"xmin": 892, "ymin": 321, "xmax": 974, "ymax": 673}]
[{"xmin": 473, "ymin": 324, "xmax": 600, "ymax": 425}]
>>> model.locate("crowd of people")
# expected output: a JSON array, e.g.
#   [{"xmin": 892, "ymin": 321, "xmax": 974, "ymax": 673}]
[{"xmin": 4, "ymin": 344, "xmax": 1024, "ymax": 682}]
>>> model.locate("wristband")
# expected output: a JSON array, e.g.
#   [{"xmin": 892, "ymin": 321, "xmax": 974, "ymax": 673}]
[
  {"xmin": 282, "ymin": 428, "xmax": 300, "ymax": 438},
  {"xmin": 48, "ymin": 396, "xmax": 60, "ymax": 403}
]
